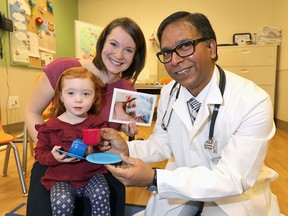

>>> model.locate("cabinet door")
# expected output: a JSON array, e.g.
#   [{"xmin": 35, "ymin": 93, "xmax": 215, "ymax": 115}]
[
  {"xmin": 222, "ymin": 66, "xmax": 275, "ymax": 85},
  {"xmin": 217, "ymin": 46, "xmax": 277, "ymax": 67},
  {"xmin": 223, "ymin": 66, "xmax": 275, "ymax": 105}
]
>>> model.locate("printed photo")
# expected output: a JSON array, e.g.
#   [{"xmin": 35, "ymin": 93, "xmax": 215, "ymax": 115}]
[{"xmin": 109, "ymin": 88, "xmax": 157, "ymax": 126}]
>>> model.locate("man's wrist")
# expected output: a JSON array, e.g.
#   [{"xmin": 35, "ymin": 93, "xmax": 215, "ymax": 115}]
[
  {"xmin": 146, "ymin": 168, "xmax": 158, "ymax": 193},
  {"xmin": 151, "ymin": 168, "xmax": 157, "ymax": 186}
]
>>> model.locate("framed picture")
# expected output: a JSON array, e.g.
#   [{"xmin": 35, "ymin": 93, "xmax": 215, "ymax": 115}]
[{"xmin": 109, "ymin": 88, "xmax": 157, "ymax": 126}]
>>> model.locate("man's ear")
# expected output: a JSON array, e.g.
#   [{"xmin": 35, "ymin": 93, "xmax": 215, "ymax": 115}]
[{"xmin": 207, "ymin": 39, "xmax": 217, "ymax": 59}]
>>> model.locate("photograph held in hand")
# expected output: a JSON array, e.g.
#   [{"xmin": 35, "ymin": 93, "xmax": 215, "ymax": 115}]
[{"xmin": 109, "ymin": 88, "xmax": 157, "ymax": 126}]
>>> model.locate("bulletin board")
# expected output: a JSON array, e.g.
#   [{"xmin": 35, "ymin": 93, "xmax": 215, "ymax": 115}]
[{"xmin": 8, "ymin": 0, "xmax": 56, "ymax": 68}]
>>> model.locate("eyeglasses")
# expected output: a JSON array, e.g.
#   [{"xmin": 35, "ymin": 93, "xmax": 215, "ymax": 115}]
[{"xmin": 156, "ymin": 38, "xmax": 209, "ymax": 64}]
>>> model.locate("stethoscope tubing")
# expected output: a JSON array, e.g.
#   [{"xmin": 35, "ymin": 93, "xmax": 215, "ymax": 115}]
[{"xmin": 161, "ymin": 82, "xmax": 181, "ymax": 131}]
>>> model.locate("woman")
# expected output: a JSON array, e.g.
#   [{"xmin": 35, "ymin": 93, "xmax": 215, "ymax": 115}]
[{"xmin": 25, "ymin": 17, "xmax": 146, "ymax": 216}]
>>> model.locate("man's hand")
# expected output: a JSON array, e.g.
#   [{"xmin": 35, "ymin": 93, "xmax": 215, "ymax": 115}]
[
  {"xmin": 105, "ymin": 154, "xmax": 155, "ymax": 187},
  {"xmin": 99, "ymin": 128, "xmax": 129, "ymax": 155}
]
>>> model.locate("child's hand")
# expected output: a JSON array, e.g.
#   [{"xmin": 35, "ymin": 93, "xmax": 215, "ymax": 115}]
[{"xmin": 52, "ymin": 146, "xmax": 80, "ymax": 163}]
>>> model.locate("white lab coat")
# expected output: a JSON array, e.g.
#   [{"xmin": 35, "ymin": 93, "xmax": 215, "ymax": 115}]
[{"xmin": 128, "ymin": 66, "xmax": 282, "ymax": 216}]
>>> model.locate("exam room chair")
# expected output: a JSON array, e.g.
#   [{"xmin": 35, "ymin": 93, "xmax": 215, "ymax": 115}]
[{"xmin": 0, "ymin": 120, "xmax": 28, "ymax": 196}]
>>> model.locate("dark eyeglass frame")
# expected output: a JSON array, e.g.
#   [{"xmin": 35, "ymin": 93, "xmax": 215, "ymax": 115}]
[{"xmin": 156, "ymin": 38, "xmax": 210, "ymax": 64}]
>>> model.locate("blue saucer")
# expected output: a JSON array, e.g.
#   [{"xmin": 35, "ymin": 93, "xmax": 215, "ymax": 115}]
[{"xmin": 86, "ymin": 153, "xmax": 122, "ymax": 164}]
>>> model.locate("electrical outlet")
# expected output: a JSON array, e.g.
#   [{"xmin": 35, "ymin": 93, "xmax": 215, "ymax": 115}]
[{"xmin": 8, "ymin": 96, "xmax": 19, "ymax": 109}]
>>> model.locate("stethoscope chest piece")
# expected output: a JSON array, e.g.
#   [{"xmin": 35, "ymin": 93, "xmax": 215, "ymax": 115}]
[{"xmin": 204, "ymin": 138, "xmax": 217, "ymax": 154}]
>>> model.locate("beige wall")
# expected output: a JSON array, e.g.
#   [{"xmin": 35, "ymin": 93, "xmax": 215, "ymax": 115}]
[{"xmin": 1, "ymin": 0, "xmax": 287, "ymax": 126}]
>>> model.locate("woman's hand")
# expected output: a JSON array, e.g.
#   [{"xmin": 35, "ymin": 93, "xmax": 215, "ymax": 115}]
[
  {"xmin": 105, "ymin": 154, "xmax": 154, "ymax": 187},
  {"xmin": 121, "ymin": 121, "xmax": 138, "ymax": 137}
]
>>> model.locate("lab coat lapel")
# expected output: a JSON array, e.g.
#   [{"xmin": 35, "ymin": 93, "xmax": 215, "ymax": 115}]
[{"xmin": 172, "ymin": 91, "xmax": 192, "ymax": 131}]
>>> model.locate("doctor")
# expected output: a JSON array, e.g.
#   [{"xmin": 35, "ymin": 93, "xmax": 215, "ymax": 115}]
[{"xmin": 101, "ymin": 11, "xmax": 282, "ymax": 215}]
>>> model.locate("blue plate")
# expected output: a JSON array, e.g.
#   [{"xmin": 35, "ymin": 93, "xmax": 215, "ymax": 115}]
[
  {"xmin": 86, "ymin": 153, "xmax": 122, "ymax": 164},
  {"xmin": 56, "ymin": 149, "xmax": 85, "ymax": 160}
]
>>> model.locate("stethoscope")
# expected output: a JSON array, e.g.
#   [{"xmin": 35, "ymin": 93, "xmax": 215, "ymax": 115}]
[
  {"xmin": 161, "ymin": 65, "xmax": 226, "ymax": 154},
  {"xmin": 161, "ymin": 81, "xmax": 181, "ymax": 131}
]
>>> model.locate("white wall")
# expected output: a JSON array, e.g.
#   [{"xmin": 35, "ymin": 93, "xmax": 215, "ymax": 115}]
[{"xmin": 78, "ymin": 0, "xmax": 288, "ymax": 123}]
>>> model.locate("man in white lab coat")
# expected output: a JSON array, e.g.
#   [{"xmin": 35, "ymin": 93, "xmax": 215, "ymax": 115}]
[{"xmin": 101, "ymin": 11, "xmax": 282, "ymax": 215}]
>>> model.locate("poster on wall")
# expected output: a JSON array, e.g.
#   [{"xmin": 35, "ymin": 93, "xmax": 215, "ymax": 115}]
[{"xmin": 74, "ymin": 20, "xmax": 103, "ymax": 60}]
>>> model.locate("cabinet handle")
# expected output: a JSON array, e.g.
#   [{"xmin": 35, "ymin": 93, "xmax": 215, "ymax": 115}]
[
  {"xmin": 239, "ymin": 69, "xmax": 249, "ymax": 73},
  {"xmin": 240, "ymin": 50, "xmax": 250, "ymax": 54}
]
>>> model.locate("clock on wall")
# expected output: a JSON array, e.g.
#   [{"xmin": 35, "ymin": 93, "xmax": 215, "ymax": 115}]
[{"xmin": 233, "ymin": 33, "xmax": 252, "ymax": 45}]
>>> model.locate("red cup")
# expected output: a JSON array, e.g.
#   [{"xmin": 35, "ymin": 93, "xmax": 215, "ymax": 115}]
[{"xmin": 82, "ymin": 128, "xmax": 101, "ymax": 145}]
